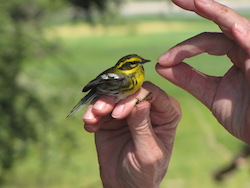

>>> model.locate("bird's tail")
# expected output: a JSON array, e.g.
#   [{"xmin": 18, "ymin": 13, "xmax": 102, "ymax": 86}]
[{"xmin": 67, "ymin": 89, "xmax": 97, "ymax": 118}]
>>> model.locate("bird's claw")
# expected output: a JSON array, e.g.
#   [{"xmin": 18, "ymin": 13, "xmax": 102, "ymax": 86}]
[{"xmin": 136, "ymin": 92, "xmax": 153, "ymax": 104}]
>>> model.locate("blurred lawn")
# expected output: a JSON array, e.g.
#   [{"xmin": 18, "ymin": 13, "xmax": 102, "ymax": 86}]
[{"xmin": 4, "ymin": 19, "xmax": 250, "ymax": 188}]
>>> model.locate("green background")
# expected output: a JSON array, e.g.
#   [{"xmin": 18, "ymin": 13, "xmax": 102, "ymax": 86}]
[{"xmin": 4, "ymin": 17, "xmax": 250, "ymax": 187}]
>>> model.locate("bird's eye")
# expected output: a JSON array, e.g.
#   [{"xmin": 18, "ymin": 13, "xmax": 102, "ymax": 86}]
[
  {"xmin": 118, "ymin": 61, "xmax": 139, "ymax": 70},
  {"xmin": 129, "ymin": 62, "xmax": 138, "ymax": 68},
  {"xmin": 130, "ymin": 61, "xmax": 137, "ymax": 64}
]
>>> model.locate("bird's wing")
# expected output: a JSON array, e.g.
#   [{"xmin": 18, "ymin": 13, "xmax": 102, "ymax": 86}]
[
  {"xmin": 67, "ymin": 89, "xmax": 97, "ymax": 118},
  {"xmin": 82, "ymin": 69, "xmax": 124, "ymax": 92}
]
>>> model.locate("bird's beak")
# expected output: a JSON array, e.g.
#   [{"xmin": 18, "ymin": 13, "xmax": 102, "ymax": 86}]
[{"xmin": 142, "ymin": 59, "xmax": 150, "ymax": 64}]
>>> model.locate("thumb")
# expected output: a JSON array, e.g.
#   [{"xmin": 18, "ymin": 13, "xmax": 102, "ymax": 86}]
[
  {"xmin": 127, "ymin": 102, "xmax": 160, "ymax": 156},
  {"xmin": 127, "ymin": 101, "xmax": 152, "ymax": 139}
]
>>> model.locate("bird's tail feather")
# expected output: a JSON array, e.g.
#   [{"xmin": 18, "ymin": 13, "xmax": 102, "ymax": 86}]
[{"xmin": 67, "ymin": 90, "xmax": 97, "ymax": 118}]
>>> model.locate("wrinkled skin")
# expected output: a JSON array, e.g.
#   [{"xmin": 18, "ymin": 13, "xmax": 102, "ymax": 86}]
[
  {"xmin": 82, "ymin": 0, "xmax": 250, "ymax": 187},
  {"xmin": 83, "ymin": 82, "xmax": 181, "ymax": 188},
  {"xmin": 157, "ymin": 0, "xmax": 250, "ymax": 145}
]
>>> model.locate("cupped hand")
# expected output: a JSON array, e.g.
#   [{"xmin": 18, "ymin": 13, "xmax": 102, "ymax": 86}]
[
  {"xmin": 157, "ymin": 0, "xmax": 250, "ymax": 144},
  {"xmin": 83, "ymin": 82, "xmax": 181, "ymax": 188}
]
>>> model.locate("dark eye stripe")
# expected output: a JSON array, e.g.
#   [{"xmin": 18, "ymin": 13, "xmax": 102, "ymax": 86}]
[{"xmin": 119, "ymin": 62, "xmax": 138, "ymax": 70}]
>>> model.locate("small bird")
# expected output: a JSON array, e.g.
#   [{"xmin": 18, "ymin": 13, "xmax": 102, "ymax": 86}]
[{"xmin": 67, "ymin": 54, "xmax": 150, "ymax": 117}]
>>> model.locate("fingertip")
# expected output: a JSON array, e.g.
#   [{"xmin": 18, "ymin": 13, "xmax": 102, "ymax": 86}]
[
  {"xmin": 155, "ymin": 63, "xmax": 167, "ymax": 72},
  {"xmin": 84, "ymin": 124, "xmax": 99, "ymax": 133},
  {"xmin": 172, "ymin": 0, "xmax": 195, "ymax": 11},
  {"xmin": 92, "ymin": 96, "xmax": 116, "ymax": 115},
  {"xmin": 83, "ymin": 116, "xmax": 100, "ymax": 125},
  {"xmin": 156, "ymin": 63, "xmax": 178, "ymax": 82},
  {"xmin": 83, "ymin": 105, "xmax": 94, "ymax": 120},
  {"xmin": 82, "ymin": 105, "xmax": 101, "ymax": 125},
  {"xmin": 112, "ymin": 99, "xmax": 137, "ymax": 119},
  {"xmin": 157, "ymin": 61, "xmax": 193, "ymax": 85},
  {"xmin": 92, "ymin": 101, "xmax": 113, "ymax": 116},
  {"xmin": 158, "ymin": 52, "xmax": 169, "ymax": 66},
  {"xmin": 93, "ymin": 100, "xmax": 107, "ymax": 112},
  {"xmin": 111, "ymin": 104, "xmax": 125, "ymax": 119},
  {"xmin": 155, "ymin": 63, "xmax": 168, "ymax": 78},
  {"xmin": 127, "ymin": 101, "xmax": 150, "ymax": 128},
  {"xmin": 158, "ymin": 49, "xmax": 180, "ymax": 67},
  {"xmin": 111, "ymin": 88, "xmax": 152, "ymax": 119},
  {"xmin": 127, "ymin": 101, "xmax": 152, "ymax": 137}
]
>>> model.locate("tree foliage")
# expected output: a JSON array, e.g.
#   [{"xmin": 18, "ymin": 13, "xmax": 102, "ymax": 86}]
[
  {"xmin": 0, "ymin": 0, "xmax": 52, "ymax": 183},
  {"xmin": 67, "ymin": 0, "xmax": 122, "ymax": 23}
]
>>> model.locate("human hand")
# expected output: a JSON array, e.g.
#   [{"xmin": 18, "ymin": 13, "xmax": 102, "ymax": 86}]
[
  {"xmin": 83, "ymin": 82, "xmax": 181, "ymax": 188},
  {"xmin": 157, "ymin": 0, "xmax": 250, "ymax": 144}
]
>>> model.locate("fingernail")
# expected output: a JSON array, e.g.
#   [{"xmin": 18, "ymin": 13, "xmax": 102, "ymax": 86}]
[
  {"xmin": 199, "ymin": 0, "xmax": 213, "ymax": 4},
  {"xmin": 234, "ymin": 23, "xmax": 248, "ymax": 35},
  {"xmin": 112, "ymin": 104, "xmax": 124, "ymax": 118},
  {"xmin": 83, "ymin": 113, "xmax": 94, "ymax": 120},
  {"xmin": 158, "ymin": 53, "xmax": 169, "ymax": 64},
  {"xmin": 94, "ymin": 101, "xmax": 106, "ymax": 111}
]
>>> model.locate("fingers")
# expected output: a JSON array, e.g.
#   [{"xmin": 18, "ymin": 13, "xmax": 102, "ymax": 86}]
[
  {"xmin": 232, "ymin": 23, "xmax": 250, "ymax": 81},
  {"xmin": 232, "ymin": 23, "xmax": 250, "ymax": 56},
  {"xmin": 157, "ymin": 32, "xmax": 234, "ymax": 108},
  {"xmin": 127, "ymin": 93, "xmax": 179, "ymax": 162},
  {"xmin": 83, "ymin": 82, "xmax": 181, "ymax": 133},
  {"xmin": 83, "ymin": 96, "xmax": 116, "ymax": 124},
  {"xmin": 193, "ymin": 0, "xmax": 248, "ymax": 28},
  {"xmin": 83, "ymin": 84, "xmax": 152, "ymax": 132},
  {"xmin": 172, "ymin": 0, "xmax": 250, "ymax": 38},
  {"xmin": 172, "ymin": 0, "xmax": 196, "ymax": 11},
  {"xmin": 142, "ymin": 81, "xmax": 181, "ymax": 124},
  {"xmin": 157, "ymin": 1, "xmax": 250, "ymax": 108},
  {"xmin": 141, "ymin": 82, "xmax": 181, "ymax": 149},
  {"xmin": 83, "ymin": 87, "xmax": 151, "ymax": 122},
  {"xmin": 111, "ymin": 88, "xmax": 150, "ymax": 119},
  {"xmin": 158, "ymin": 32, "xmax": 233, "ymax": 67},
  {"xmin": 111, "ymin": 81, "xmax": 178, "ymax": 120},
  {"xmin": 127, "ymin": 101, "xmax": 167, "ymax": 160},
  {"xmin": 156, "ymin": 62, "xmax": 220, "ymax": 109},
  {"xmin": 127, "ymin": 101, "xmax": 152, "ymax": 140}
]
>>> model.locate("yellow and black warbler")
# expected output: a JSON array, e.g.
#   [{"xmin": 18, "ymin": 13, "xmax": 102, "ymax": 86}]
[{"xmin": 67, "ymin": 54, "xmax": 150, "ymax": 117}]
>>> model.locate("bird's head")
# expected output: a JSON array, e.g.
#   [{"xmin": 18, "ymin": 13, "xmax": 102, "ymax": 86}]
[{"xmin": 115, "ymin": 54, "xmax": 150, "ymax": 70}]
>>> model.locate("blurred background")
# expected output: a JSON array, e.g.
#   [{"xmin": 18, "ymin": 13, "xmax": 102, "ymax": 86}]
[{"xmin": 1, "ymin": 0, "xmax": 250, "ymax": 187}]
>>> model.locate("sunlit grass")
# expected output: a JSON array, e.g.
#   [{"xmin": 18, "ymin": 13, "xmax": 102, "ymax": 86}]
[{"xmin": 46, "ymin": 19, "xmax": 219, "ymax": 38}]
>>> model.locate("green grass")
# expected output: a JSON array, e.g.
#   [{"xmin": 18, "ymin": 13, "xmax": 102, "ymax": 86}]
[{"xmin": 4, "ymin": 20, "xmax": 250, "ymax": 188}]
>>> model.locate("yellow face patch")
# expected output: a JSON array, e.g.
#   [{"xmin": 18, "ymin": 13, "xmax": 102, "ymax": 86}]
[
  {"xmin": 125, "ymin": 57, "xmax": 142, "ymax": 63},
  {"xmin": 116, "ymin": 57, "xmax": 143, "ymax": 69}
]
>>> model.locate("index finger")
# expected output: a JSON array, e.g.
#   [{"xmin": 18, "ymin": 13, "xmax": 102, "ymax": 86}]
[
  {"xmin": 158, "ymin": 32, "xmax": 233, "ymax": 67},
  {"xmin": 173, "ymin": 0, "xmax": 250, "ymax": 37},
  {"xmin": 195, "ymin": 0, "xmax": 250, "ymax": 31}
]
